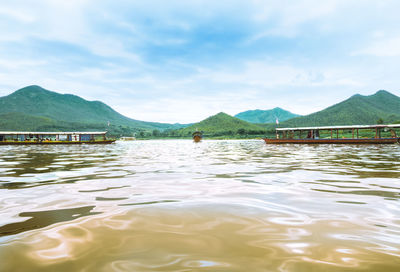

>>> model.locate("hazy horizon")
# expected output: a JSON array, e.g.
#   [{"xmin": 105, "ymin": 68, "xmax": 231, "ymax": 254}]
[{"xmin": 1, "ymin": 1, "xmax": 400, "ymax": 123}]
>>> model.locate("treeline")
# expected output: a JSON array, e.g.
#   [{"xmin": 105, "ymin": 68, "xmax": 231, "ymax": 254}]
[{"xmin": 134, "ymin": 128, "xmax": 273, "ymax": 139}]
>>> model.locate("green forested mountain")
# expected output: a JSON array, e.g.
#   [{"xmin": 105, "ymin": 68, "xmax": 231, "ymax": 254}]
[
  {"xmin": 235, "ymin": 107, "xmax": 300, "ymax": 123},
  {"xmin": 281, "ymin": 90, "xmax": 400, "ymax": 127},
  {"xmin": 0, "ymin": 112, "xmax": 56, "ymax": 131},
  {"xmin": 0, "ymin": 85, "xmax": 186, "ymax": 134},
  {"xmin": 175, "ymin": 112, "xmax": 266, "ymax": 136},
  {"xmin": 1, "ymin": 86, "xmax": 399, "ymax": 137}
]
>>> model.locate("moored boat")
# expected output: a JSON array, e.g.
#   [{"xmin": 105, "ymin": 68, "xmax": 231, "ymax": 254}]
[
  {"xmin": 264, "ymin": 124, "xmax": 400, "ymax": 144},
  {"xmin": 0, "ymin": 131, "xmax": 115, "ymax": 145}
]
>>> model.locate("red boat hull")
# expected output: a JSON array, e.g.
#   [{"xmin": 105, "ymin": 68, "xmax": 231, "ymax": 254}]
[
  {"xmin": 263, "ymin": 138, "xmax": 400, "ymax": 144},
  {"xmin": 0, "ymin": 140, "xmax": 116, "ymax": 145}
]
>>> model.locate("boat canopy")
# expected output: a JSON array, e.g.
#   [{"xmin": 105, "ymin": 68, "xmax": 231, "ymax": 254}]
[
  {"xmin": 276, "ymin": 124, "xmax": 400, "ymax": 132},
  {"xmin": 0, "ymin": 131, "xmax": 107, "ymax": 135}
]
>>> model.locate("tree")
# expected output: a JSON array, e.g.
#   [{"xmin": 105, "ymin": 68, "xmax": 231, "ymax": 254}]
[
  {"xmin": 152, "ymin": 129, "xmax": 160, "ymax": 137},
  {"xmin": 237, "ymin": 128, "xmax": 246, "ymax": 135},
  {"xmin": 377, "ymin": 118, "xmax": 384, "ymax": 124}
]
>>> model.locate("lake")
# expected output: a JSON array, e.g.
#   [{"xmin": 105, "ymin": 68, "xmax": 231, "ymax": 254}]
[{"xmin": 0, "ymin": 140, "xmax": 399, "ymax": 271}]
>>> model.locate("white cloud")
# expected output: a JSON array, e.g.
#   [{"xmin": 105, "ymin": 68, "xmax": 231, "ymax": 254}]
[
  {"xmin": 0, "ymin": 6, "xmax": 35, "ymax": 23},
  {"xmin": 247, "ymin": 0, "xmax": 343, "ymax": 40},
  {"xmin": 1, "ymin": 0, "xmax": 400, "ymax": 123},
  {"xmin": 251, "ymin": 0, "xmax": 340, "ymax": 23},
  {"xmin": 0, "ymin": 59, "xmax": 48, "ymax": 70},
  {"xmin": 353, "ymin": 37, "xmax": 400, "ymax": 57}
]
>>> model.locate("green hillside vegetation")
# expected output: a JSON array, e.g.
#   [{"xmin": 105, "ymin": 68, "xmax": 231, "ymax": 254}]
[
  {"xmin": 1, "ymin": 86, "xmax": 399, "ymax": 139},
  {"xmin": 174, "ymin": 112, "xmax": 266, "ymax": 137},
  {"xmin": 0, "ymin": 112, "xmax": 140, "ymax": 136},
  {"xmin": 281, "ymin": 90, "xmax": 400, "ymax": 127},
  {"xmin": 0, "ymin": 85, "xmax": 187, "ymax": 136},
  {"xmin": 235, "ymin": 107, "xmax": 300, "ymax": 123},
  {"xmin": 0, "ymin": 112, "xmax": 56, "ymax": 131}
]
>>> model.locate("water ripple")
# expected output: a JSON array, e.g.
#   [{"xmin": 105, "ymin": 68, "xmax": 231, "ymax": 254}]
[{"xmin": 0, "ymin": 140, "xmax": 399, "ymax": 271}]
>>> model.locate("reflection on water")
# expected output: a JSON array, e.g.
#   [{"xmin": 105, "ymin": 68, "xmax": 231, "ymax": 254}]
[
  {"xmin": 0, "ymin": 141, "xmax": 400, "ymax": 271},
  {"xmin": 0, "ymin": 206, "xmax": 100, "ymax": 237}
]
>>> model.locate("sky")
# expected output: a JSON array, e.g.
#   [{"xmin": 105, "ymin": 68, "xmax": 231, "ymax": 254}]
[{"xmin": 0, "ymin": 0, "xmax": 400, "ymax": 123}]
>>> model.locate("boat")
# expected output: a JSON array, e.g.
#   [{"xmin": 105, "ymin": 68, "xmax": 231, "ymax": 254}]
[
  {"xmin": 264, "ymin": 124, "xmax": 400, "ymax": 144},
  {"xmin": 120, "ymin": 136, "xmax": 136, "ymax": 141},
  {"xmin": 192, "ymin": 131, "xmax": 203, "ymax": 142},
  {"xmin": 0, "ymin": 131, "xmax": 115, "ymax": 145}
]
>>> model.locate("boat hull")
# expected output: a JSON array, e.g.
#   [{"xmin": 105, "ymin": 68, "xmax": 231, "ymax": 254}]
[
  {"xmin": 0, "ymin": 140, "xmax": 116, "ymax": 145},
  {"xmin": 263, "ymin": 138, "xmax": 400, "ymax": 144},
  {"xmin": 193, "ymin": 136, "xmax": 202, "ymax": 143}
]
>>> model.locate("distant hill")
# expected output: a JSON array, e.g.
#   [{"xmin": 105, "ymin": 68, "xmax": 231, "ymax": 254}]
[
  {"xmin": 281, "ymin": 90, "xmax": 400, "ymax": 127},
  {"xmin": 235, "ymin": 107, "xmax": 300, "ymax": 123},
  {"xmin": 0, "ymin": 85, "xmax": 186, "ymax": 134},
  {"xmin": 175, "ymin": 112, "xmax": 266, "ymax": 136}
]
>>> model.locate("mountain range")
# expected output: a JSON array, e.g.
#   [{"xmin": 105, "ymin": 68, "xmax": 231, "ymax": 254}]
[
  {"xmin": 0, "ymin": 85, "xmax": 399, "ymax": 137},
  {"xmin": 234, "ymin": 107, "xmax": 300, "ymax": 123},
  {"xmin": 0, "ymin": 85, "xmax": 186, "ymax": 134},
  {"xmin": 281, "ymin": 90, "xmax": 400, "ymax": 127},
  {"xmin": 175, "ymin": 112, "xmax": 266, "ymax": 136}
]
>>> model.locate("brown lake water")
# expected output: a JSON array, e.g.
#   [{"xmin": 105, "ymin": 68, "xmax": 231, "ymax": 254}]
[{"xmin": 0, "ymin": 140, "xmax": 399, "ymax": 271}]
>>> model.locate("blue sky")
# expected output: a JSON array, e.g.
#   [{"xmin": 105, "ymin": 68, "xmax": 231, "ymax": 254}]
[{"xmin": 1, "ymin": 0, "xmax": 400, "ymax": 123}]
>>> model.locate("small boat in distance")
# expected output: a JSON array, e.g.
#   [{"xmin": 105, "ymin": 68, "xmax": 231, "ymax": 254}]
[
  {"xmin": 192, "ymin": 131, "xmax": 203, "ymax": 142},
  {"xmin": 0, "ymin": 131, "xmax": 115, "ymax": 145},
  {"xmin": 120, "ymin": 136, "xmax": 136, "ymax": 141},
  {"xmin": 264, "ymin": 124, "xmax": 400, "ymax": 144}
]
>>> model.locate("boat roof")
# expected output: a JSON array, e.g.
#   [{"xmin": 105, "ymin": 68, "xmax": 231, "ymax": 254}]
[
  {"xmin": 276, "ymin": 124, "xmax": 400, "ymax": 131},
  {"xmin": 0, "ymin": 131, "xmax": 107, "ymax": 135}
]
